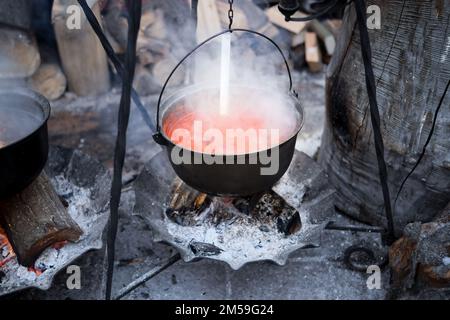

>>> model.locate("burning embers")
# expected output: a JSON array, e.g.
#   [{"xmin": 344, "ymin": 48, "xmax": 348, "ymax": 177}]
[
  {"xmin": 1, "ymin": 147, "xmax": 110, "ymax": 295},
  {"xmin": 0, "ymin": 225, "xmax": 15, "ymax": 268},
  {"xmin": 166, "ymin": 180, "xmax": 301, "ymax": 237},
  {"xmin": 134, "ymin": 151, "xmax": 330, "ymax": 270},
  {"xmin": 0, "ymin": 221, "xmax": 67, "ymax": 276}
]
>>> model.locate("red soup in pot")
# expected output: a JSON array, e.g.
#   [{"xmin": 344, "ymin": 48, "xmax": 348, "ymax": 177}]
[{"xmin": 162, "ymin": 87, "xmax": 301, "ymax": 155}]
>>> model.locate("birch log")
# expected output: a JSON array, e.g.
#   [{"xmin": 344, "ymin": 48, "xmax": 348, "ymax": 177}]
[
  {"xmin": 52, "ymin": 0, "xmax": 110, "ymax": 96},
  {"xmin": 319, "ymin": 1, "xmax": 450, "ymax": 233}
]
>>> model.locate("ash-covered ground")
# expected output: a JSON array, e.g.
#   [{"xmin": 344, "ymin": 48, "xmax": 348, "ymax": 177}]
[{"xmin": 3, "ymin": 70, "xmax": 447, "ymax": 300}]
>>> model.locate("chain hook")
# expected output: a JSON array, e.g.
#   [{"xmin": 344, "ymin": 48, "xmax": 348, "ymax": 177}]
[{"xmin": 228, "ymin": 0, "xmax": 234, "ymax": 30}]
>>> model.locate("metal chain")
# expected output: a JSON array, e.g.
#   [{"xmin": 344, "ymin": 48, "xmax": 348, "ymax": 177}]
[{"xmin": 228, "ymin": 0, "xmax": 234, "ymax": 30}]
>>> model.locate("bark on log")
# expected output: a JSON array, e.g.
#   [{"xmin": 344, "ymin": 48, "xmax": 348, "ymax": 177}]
[
  {"xmin": 0, "ymin": 174, "xmax": 83, "ymax": 267},
  {"xmin": 319, "ymin": 1, "xmax": 450, "ymax": 233},
  {"xmin": 52, "ymin": 0, "xmax": 110, "ymax": 96}
]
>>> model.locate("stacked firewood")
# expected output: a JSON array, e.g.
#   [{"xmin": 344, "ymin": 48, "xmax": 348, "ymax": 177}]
[
  {"xmin": 265, "ymin": 5, "xmax": 341, "ymax": 73},
  {"xmin": 0, "ymin": 0, "xmax": 341, "ymax": 101},
  {"xmin": 0, "ymin": 0, "xmax": 110, "ymax": 100}
]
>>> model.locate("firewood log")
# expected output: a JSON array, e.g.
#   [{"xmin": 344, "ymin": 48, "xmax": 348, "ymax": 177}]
[
  {"xmin": 29, "ymin": 63, "xmax": 67, "ymax": 101},
  {"xmin": 152, "ymin": 56, "xmax": 186, "ymax": 87},
  {"xmin": 325, "ymin": 19, "xmax": 343, "ymax": 38},
  {"xmin": 0, "ymin": 27, "xmax": 40, "ymax": 79},
  {"xmin": 52, "ymin": 0, "xmax": 110, "ymax": 96},
  {"xmin": 137, "ymin": 48, "xmax": 156, "ymax": 66},
  {"xmin": 0, "ymin": 174, "xmax": 83, "ymax": 267},
  {"xmin": 319, "ymin": 1, "xmax": 450, "ymax": 231},
  {"xmin": 196, "ymin": 0, "xmax": 221, "ymax": 43},
  {"xmin": 133, "ymin": 64, "xmax": 161, "ymax": 96},
  {"xmin": 102, "ymin": 0, "xmax": 128, "ymax": 52},
  {"xmin": 137, "ymin": 36, "xmax": 170, "ymax": 57},
  {"xmin": 310, "ymin": 19, "xmax": 336, "ymax": 56},
  {"xmin": 305, "ymin": 31, "xmax": 322, "ymax": 72},
  {"xmin": 142, "ymin": 9, "xmax": 167, "ymax": 40},
  {"xmin": 292, "ymin": 31, "xmax": 305, "ymax": 48}
]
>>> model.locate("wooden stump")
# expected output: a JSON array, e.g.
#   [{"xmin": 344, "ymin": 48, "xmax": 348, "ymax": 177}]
[
  {"xmin": 0, "ymin": 174, "xmax": 83, "ymax": 267},
  {"xmin": 318, "ymin": 1, "xmax": 450, "ymax": 232}
]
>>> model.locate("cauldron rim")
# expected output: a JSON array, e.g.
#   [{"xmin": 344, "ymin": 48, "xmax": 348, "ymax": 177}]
[
  {"xmin": 158, "ymin": 84, "xmax": 304, "ymax": 156},
  {"xmin": 0, "ymin": 88, "xmax": 50, "ymax": 151}
]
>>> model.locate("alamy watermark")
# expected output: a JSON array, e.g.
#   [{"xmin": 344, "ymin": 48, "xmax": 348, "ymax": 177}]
[
  {"xmin": 367, "ymin": 5, "xmax": 381, "ymax": 30},
  {"xmin": 169, "ymin": 121, "xmax": 281, "ymax": 176},
  {"xmin": 66, "ymin": 265, "xmax": 81, "ymax": 290},
  {"xmin": 64, "ymin": 4, "xmax": 382, "ymax": 31},
  {"xmin": 366, "ymin": 265, "xmax": 381, "ymax": 289}
]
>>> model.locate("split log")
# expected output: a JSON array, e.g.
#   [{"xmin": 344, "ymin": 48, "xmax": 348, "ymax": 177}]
[
  {"xmin": 235, "ymin": 0, "xmax": 268, "ymax": 31},
  {"xmin": 52, "ymin": 0, "xmax": 110, "ymax": 96},
  {"xmin": 305, "ymin": 31, "xmax": 322, "ymax": 72},
  {"xmin": 139, "ymin": 7, "xmax": 157, "ymax": 35},
  {"xmin": 325, "ymin": 19, "xmax": 343, "ymax": 37},
  {"xmin": 152, "ymin": 56, "xmax": 186, "ymax": 87},
  {"xmin": 292, "ymin": 31, "xmax": 305, "ymax": 48},
  {"xmin": 137, "ymin": 36, "xmax": 170, "ymax": 57},
  {"xmin": 102, "ymin": 0, "xmax": 128, "ymax": 52},
  {"xmin": 389, "ymin": 202, "xmax": 450, "ymax": 289},
  {"xmin": 137, "ymin": 48, "xmax": 156, "ymax": 66},
  {"xmin": 310, "ymin": 19, "xmax": 336, "ymax": 56},
  {"xmin": 0, "ymin": 174, "xmax": 83, "ymax": 267},
  {"xmin": 257, "ymin": 22, "xmax": 280, "ymax": 39},
  {"xmin": 133, "ymin": 65, "xmax": 160, "ymax": 96},
  {"xmin": 29, "ymin": 63, "xmax": 67, "ymax": 101},
  {"xmin": 291, "ymin": 45, "xmax": 306, "ymax": 70},
  {"xmin": 196, "ymin": 0, "xmax": 221, "ymax": 43},
  {"xmin": 318, "ymin": 1, "xmax": 450, "ymax": 232},
  {"xmin": 142, "ymin": 9, "xmax": 167, "ymax": 40},
  {"xmin": 0, "ymin": 27, "xmax": 41, "ymax": 79}
]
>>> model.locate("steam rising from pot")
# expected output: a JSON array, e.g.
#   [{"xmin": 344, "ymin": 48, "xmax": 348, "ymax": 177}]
[
  {"xmin": 219, "ymin": 33, "xmax": 231, "ymax": 116},
  {"xmin": 160, "ymin": 28, "xmax": 300, "ymax": 154}
]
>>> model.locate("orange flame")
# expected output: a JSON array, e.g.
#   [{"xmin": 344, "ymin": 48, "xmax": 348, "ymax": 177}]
[
  {"xmin": 0, "ymin": 226, "xmax": 67, "ymax": 274},
  {"xmin": 0, "ymin": 225, "xmax": 15, "ymax": 268}
]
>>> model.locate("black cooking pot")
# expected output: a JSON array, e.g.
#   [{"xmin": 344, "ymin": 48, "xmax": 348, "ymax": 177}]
[
  {"xmin": 153, "ymin": 29, "xmax": 304, "ymax": 196},
  {"xmin": 155, "ymin": 86, "xmax": 303, "ymax": 196},
  {"xmin": 0, "ymin": 89, "xmax": 50, "ymax": 199}
]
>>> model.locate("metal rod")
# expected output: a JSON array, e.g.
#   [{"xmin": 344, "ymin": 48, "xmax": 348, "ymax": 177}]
[{"xmin": 114, "ymin": 254, "xmax": 181, "ymax": 300}]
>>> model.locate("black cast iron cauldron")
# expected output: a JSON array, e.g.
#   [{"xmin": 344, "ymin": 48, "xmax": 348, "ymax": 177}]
[
  {"xmin": 155, "ymin": 86, "xmax": 303, "ymax": 196},
  {"xmin": 153, "ymin": 29, "xmax": 304, "ymax": 196},
  {"xmin": 0, "ymin": 89, "xmax": 50, "ymax": 199}
]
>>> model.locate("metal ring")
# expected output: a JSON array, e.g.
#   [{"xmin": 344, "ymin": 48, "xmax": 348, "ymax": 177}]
[
  {"xmin": 343, "ymin": 245, "xmax": 387, "ymax": 273},
  {"xmin": 156, "ymin": 28, "xmax": 294, "ymax": 133}
]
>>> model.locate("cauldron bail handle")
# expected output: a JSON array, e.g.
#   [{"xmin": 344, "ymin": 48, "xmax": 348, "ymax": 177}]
[{"xmin": 153, "ymin": 28, "xmax": 296, "ymax": 145}]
